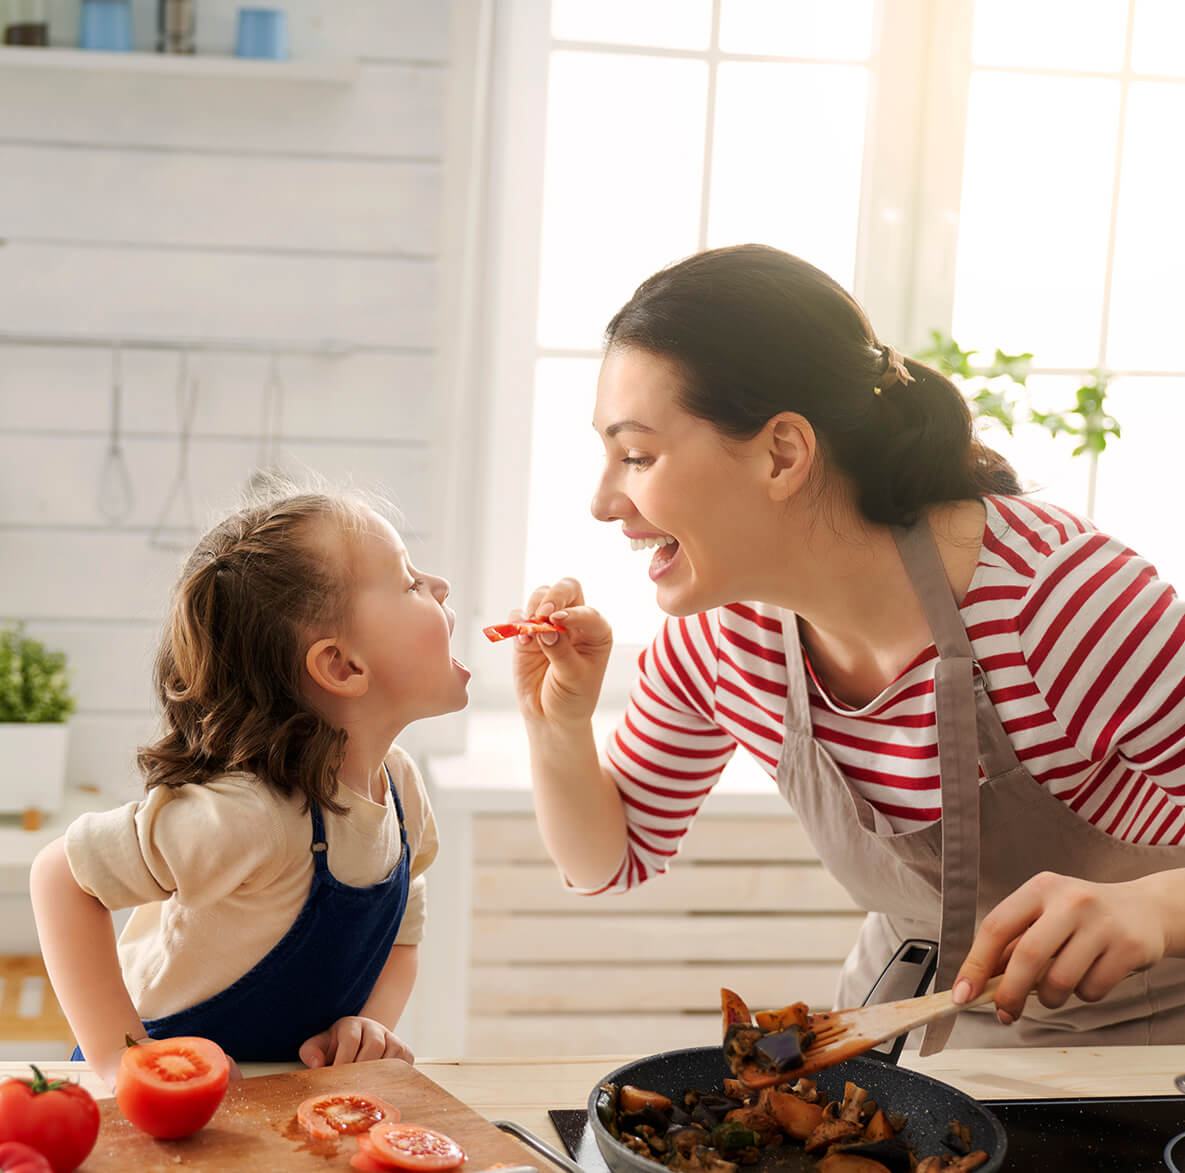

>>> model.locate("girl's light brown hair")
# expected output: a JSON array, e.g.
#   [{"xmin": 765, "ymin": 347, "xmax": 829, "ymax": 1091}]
[{"xmin": 138, "ymin": 482, "xmax": 383, "ymax": 814}]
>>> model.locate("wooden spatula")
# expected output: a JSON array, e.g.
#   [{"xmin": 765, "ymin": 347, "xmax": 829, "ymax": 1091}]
[{"xmin": 739, "ymin": 976, "xmax": 1005, "ymax": 1087}]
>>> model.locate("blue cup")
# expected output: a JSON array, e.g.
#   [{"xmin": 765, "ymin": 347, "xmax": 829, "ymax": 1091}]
[
  {"xmin": 78, "ymin": 0, "xmax": 132, "ymax": 51},
  {"xmin": 234, "ymin": 7, "xmax": 288, "ymax": 60}
]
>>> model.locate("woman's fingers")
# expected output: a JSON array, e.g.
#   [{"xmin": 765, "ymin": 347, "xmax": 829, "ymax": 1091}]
[{"xmin": 955, "ymin": 872, "xmax": 1166, "ymax": 1024}]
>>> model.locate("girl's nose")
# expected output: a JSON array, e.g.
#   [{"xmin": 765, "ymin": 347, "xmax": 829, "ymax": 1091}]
[{"xmin": 431, "ymin": 574, "xmax": 450, "ymax": 604}]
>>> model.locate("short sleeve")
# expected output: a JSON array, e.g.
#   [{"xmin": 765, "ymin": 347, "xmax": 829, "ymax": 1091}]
[{"xmin": 65, "ymin": 778, "xmax": 284, "ymax": 912}]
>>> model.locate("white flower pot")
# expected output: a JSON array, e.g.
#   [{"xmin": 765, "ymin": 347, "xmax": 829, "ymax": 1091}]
[{"xmin": 0, "ymin": 723, "xmax": 70, "ymax": 816}]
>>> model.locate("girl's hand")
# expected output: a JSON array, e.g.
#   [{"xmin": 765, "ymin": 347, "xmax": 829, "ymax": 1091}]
[
  {"xmin": 510, "ymin": 578, "xmax": 613, "ymax": 727},
  {"xmin": 298, "ymin": 1016, "xmax": 414, "ymax": 1068},
  {"xmin": 952, "ymin": 871, "xmax": 1169, "ymax": 1023}
]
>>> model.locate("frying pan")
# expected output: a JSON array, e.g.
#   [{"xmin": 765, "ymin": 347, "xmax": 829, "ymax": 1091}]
[{"xmin": 586, "ymin": 1045, "xmax": 1006, "ymax": 1173}]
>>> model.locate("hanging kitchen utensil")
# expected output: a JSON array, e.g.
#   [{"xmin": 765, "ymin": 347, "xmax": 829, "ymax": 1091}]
[
  {"xmin": 245, "ymin": 352, "xmax": 286, "ymax": 495},
  {"xmin": 97, "ymin": 342, "xmax": 135, "ymax": 525},
  {"xmin": 149, "ymin": 349, "xmax": 201, "ymax": 551}
]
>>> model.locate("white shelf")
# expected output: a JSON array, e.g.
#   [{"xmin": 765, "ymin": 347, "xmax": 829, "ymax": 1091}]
[{"xmin": 0, "ymin": 44, "xmax": 357, "ymax": 83}]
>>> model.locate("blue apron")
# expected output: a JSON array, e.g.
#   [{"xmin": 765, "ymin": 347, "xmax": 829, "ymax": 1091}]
[{"xmin": 75, "ymin": 769, "xmax": 411, "ymax": 1063}]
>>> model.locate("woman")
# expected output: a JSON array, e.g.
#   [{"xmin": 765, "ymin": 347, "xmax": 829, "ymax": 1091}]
[{"xmin": 509, "ymin": 243, "xmax": 1185, "ymax": 1051}]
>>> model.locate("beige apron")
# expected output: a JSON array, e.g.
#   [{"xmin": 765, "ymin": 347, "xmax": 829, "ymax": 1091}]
[{"xmin": 775, "ymin": 516, "xmax": 1185, "ymax": 1053}]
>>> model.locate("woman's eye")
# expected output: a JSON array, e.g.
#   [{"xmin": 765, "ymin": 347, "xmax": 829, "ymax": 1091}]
[
  {"xmin": 409, "ymin": 578, "xmax": 425, "ymax": 592},
  {"xmin": 622, "ymin": 454, "xmax": 651, "ymax": 468}
]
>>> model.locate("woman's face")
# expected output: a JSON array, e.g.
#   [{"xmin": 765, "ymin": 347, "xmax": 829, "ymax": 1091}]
[{"xmin": 591, "ymin": 346, "xmax": 777, "ymax": 617}]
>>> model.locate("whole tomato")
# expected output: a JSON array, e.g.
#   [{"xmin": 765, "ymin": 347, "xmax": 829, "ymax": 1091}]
[
  {"xmin": 0, "ymin": 1141, "xmax": 54, "ymax": 1173},
  {"xmin": 0, "ymin": 1067, "xmax": 99, "ymax": 1173}
]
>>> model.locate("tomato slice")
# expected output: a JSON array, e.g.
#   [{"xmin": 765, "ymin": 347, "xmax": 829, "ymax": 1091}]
[
  {"xmin": 368, "ymin": 1123, "xmax": 467, "ymax": 1171},
  {"xmin": 114, "ymin": 1036, "xmax": 230, "ymax": 1139},
  {"xmin": 351, "ymin": 1152, "xmax": 395, "ymax": 1173},
  {"xmin": 297, "ymin": 1093, "xmax": 400, "ymax": 1141}
]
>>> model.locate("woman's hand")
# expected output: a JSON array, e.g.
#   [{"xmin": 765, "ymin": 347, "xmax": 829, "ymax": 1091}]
[
  {"xmin": 952, "ymin": 870, "xmax": 1173, "ymax": 1023},
  {"xmin": 298, "ymin": 1016, "xmax": 414, "ymax": 1068},
  {"xmin": 510, "ymin": 578, "xmax": 613, "ymax": 727}
]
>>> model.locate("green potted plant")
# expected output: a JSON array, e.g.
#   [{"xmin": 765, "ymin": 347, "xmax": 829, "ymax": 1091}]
[
  {"xmin": 919, "ymin": 330, "xmax": 1121, "ymax": 515},
  {"xmin": 0, "ymin": 624, "xmax": 76, "ymax": 829}
]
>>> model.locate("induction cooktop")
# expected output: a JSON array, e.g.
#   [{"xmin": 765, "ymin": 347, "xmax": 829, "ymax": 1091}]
[{"xmin": 549, "ymin": 1096, "xmax": 1185, "ymax": 1172}]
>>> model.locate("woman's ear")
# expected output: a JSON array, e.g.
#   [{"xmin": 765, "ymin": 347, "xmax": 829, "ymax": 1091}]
[
  {"xmin": 304, "ymin": 637, "xmax": 369, "ymax": 698},
  {"xmin": 764, "ymin": 412, "xmax": 816, "ymax": 501}
]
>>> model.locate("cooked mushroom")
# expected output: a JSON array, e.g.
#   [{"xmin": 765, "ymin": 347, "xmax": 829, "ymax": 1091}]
[
  {"xmin": 756, "ymin": 1086, "xmax": 825, "ymax": 1140},
  {"xmin": 863, "ymin": 1109, "xmax": 896, "ymax": 1142},
  {"xmin": 667, "ymin": 1145, "xmax": 740, "ymax": 1173},
  {"xmin": 803, "ymin": 1117, "xmax": 864, "ymax": 1154},
  {"xmin": 915, "ymin": 1154, "xmax": 988, "ymax": 1173},
  {"xmin": 721, "ymin": 1105, "xmax": 781, "ymax": 1145},
  {"xmin": 830, "ymin": 1137, "xmax": 912, "ymax": 1173},
  {"xmin": 754, "ymin": 1001, "xmax": 811, "ymax": 1033},
  {"xmin": 815, "ymin": 1156, "xmax": 892, "ymax": 1173},
  {"xmin": 723, "ymin": 1023, "xmax": 765, "ymax": 1075},
  {"xmin": 838, "ymin": 1082, "xmax": 870, "ymax": 1125},
  {"xmin": 619, "ymin": 1086, "xmax": 673, "ymax": 1114}
]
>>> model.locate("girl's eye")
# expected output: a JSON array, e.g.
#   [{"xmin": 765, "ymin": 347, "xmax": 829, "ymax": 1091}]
[
  {"xmin": 622, "ymin": 454, "xmax": 652, "ymax": 468},
  {"xmin": 409, "ymin": 578, "xmax": 425, "ymax": 592}
]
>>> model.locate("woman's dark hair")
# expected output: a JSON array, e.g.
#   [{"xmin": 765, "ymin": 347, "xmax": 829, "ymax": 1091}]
[
  {"xmin": 605, "ymin": 243, "xmax": 1020, "ymax": 526},
  {"xmin": 137, "ymin": 483, "xmax": 383, "ymax": 814}
]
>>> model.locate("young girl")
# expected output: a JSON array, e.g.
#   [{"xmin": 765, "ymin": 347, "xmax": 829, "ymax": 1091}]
[{"xmin": 30, "ymin": 485, "xmax": 468, "ymax": 1089}]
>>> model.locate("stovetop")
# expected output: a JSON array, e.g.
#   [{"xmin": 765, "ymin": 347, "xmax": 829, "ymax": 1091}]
[{"xmin": 550, "ymin": 1096, "xmax": 1185, "ymax": 1172}]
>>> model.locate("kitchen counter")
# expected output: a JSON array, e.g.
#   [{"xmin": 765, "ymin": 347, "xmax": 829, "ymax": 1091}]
[{"xmin": 3, "ymin": 1047, "xmax": 1183, "ymax": 1150}]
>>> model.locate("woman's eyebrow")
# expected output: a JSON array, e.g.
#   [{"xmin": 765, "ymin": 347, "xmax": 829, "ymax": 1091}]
[{"xmin": 598, "ymin": 419, "xmax": 657, "ymax": 438}]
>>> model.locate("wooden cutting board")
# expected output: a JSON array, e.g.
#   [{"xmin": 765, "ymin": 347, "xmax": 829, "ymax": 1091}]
[{"xmin": 82, "ymin": 1058, "xmax": 544, "ymax": 1172}]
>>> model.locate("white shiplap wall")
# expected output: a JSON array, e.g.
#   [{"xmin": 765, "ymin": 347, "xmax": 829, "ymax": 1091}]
[{"xmin": 0, "ymin": 0, "xmax": 458, "ymax": 800}]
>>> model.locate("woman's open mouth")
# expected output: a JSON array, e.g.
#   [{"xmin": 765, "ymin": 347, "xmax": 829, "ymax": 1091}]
[{"xmin": 630, "ymin": 534, "xmax": 680, "ymax": 582}]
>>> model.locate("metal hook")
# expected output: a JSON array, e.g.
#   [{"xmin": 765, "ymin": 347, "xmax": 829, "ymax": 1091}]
[
  {"xmin": 149, "ymin": 349, "xmax": 202, "ymax": 550},
  {"xmin": 97, "ymin": 341, "xmax": 135, "ymax": 524}
]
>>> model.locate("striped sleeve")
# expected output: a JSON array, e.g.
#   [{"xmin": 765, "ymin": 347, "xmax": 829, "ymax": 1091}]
[
  {"xmin": 1016, "ymin": 531, "xmax": 1185, "ymax": 790},
  {"xmin": 597, "ymin": 612, "xmax": 738, "ymax": 892}
]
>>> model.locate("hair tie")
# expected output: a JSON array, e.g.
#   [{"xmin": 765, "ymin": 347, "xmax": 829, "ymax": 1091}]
[{"xmin": 874, "ymin": 344, "xmax": 915, "ymax": 395}]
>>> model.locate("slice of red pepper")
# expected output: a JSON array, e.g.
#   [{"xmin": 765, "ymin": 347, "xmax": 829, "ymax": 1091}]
[{"xmin": 483, "ymin": 620, "xmax": 565, "ymax": 642}]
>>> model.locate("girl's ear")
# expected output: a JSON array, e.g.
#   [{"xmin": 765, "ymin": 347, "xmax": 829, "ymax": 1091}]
[
  {"xmin": 763, "ymin": 412, "xmax": 816, "ymax": 502},
  {"xmin": 305, "ymin": 637, "xmax": 369, "ymax": 698}
]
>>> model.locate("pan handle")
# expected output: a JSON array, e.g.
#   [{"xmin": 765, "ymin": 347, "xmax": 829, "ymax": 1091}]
[
  {"xmin": 859, "ymin": 938, "xmax": 939, "ymax": 1066},
  {"xmin": 494, "ymin": 1119, "xmax": 588, "ymax": 1173}
]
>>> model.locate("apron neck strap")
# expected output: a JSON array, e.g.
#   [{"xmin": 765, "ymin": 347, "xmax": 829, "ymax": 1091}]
[{"xmin": 891, "ymin": 519, "xmax": 975, "ymax": 661}]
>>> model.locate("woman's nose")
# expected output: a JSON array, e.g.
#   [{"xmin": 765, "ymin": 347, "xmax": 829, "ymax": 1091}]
[
  {"xmin": 590, "ymin": 471, "xmax": 629, "ymax": 523},
  {"xmin": 432, "ymin": 575, "xmax": 450, "ymax": 604}
]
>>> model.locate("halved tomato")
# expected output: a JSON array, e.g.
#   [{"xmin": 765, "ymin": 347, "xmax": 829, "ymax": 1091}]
[
  {"xmin": 367, "ymin": 1123, "xmax": 466, "ymax": 1171},
  {"xmin": 297, "ymin": 1093, "xmax": 400, "ymax": 1141},
  {"xmin": 114, "ymin": 1036, "xmax": 229, "ymax": 1139}
]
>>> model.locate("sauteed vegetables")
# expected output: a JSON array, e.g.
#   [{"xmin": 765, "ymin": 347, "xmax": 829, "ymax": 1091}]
[{"xmin": 594, "ymin": 989, "xmax": 987, "ymax": 1173}]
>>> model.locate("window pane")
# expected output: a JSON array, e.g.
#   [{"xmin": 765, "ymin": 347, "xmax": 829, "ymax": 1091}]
[
  {"xmin": 979, "ymin": 374, "xmax": 1092, "ymax": 515},
  {"xmin": 525, "ymin": 358, "xmax": 664, "ymax": 646},
  {"xmin": 551, "ymin": 0, "xmax": 712, "ymax": 51},
  {"xmin": 537, "ymin": 52, "xmax": 708, "ymax": 350},
  {"xmin": 1131, "ymin": 0, "xmax": 1185, "ymax": 76},
  {"xmin": 971, "ymin": 0, "xmax": 1128, "ymax": 71},
  {"xmin": 719, "ymin": 0, "xmax": 874, "ymax": 59},
  {"xmin": 1107, "ymin": 83, "xmax": 1185, "ymax": 371},
  {"xmin": 1089, "ymin": 377, "xmax": 1185, "ymax": 589},
  {"xmin": 951, "ymin": 73, "xmax": 1120, "ymax": 367},
  {"xmin": 708, "ymin": 62, "xmax": 867, "ymax": 287}
]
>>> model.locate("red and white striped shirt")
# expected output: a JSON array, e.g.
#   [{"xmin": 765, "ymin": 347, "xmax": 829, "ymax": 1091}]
[{"xmin": 598, "ymin": 496, "xmax": 1185, "ymax": 893}]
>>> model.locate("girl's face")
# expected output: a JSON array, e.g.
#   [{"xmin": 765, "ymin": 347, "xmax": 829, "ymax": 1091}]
[
  {"xmin": 344, "ymin": 511, "xmax": 470, "ymax": 722},
  {"xmin": 591, "ymin": 346, "xmax": 777, "ymax": 617}
]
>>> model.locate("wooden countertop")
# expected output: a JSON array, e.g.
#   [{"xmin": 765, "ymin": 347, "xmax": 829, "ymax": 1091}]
[{"xmin": 3, "ymin": 1047, "xmax": 1184, "ymax": 1152}]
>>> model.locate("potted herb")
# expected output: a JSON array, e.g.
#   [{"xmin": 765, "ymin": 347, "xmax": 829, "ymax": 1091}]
[
  {"xmin": 919, "ymin": 331, "xmax": 1120, "ymax": 515},
  {"xmin": 0, "ymin": 624, "xmax": 76, "ymax": 829}
]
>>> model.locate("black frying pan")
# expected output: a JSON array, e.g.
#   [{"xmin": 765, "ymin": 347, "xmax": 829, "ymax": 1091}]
[{"xmin": 586, "ymin": 1045, "xmax": 1007, "ymax": 1173}]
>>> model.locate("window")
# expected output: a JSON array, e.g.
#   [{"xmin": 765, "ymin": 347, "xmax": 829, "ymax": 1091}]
[{"xmin": 466, "ymin": 0, "xmax": 1185, "ymax": 707}]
